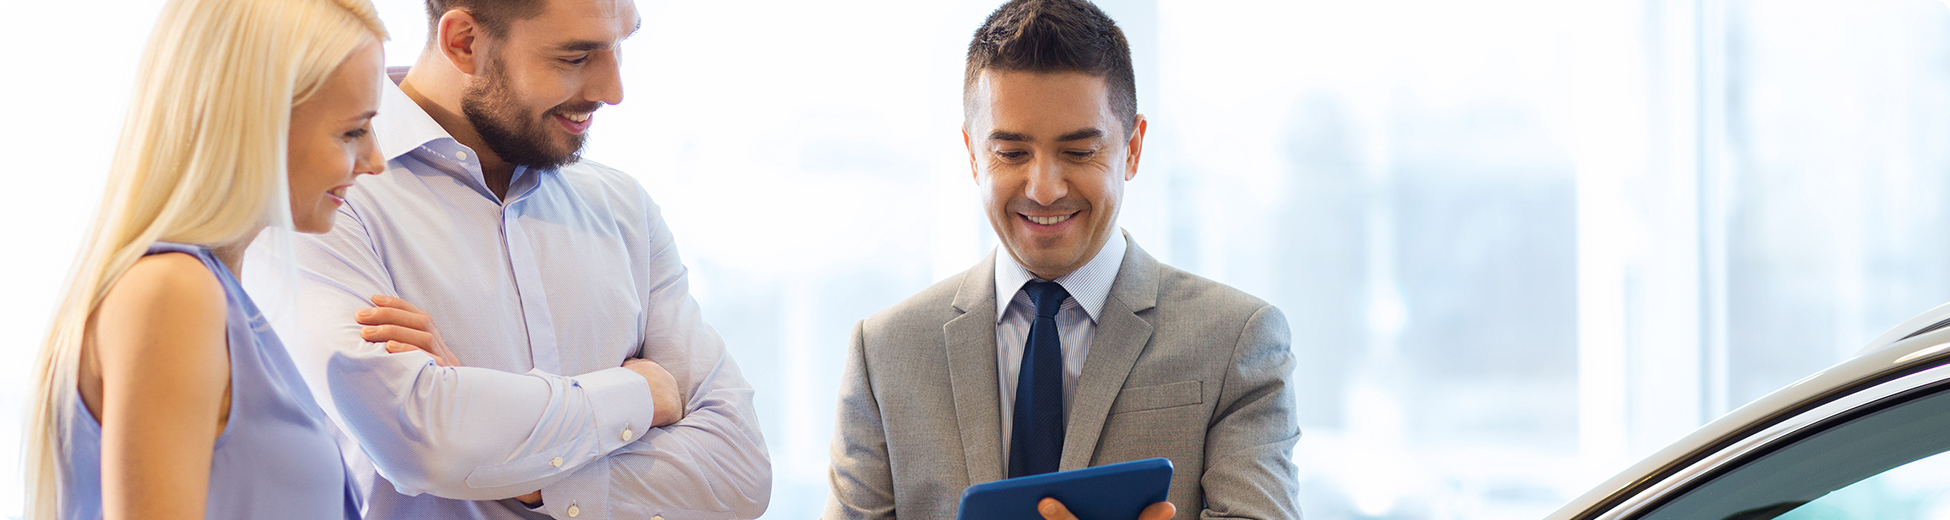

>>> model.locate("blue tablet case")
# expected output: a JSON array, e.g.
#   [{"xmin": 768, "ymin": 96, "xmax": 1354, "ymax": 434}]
[{"xmin": 956, "ymin": 458, "xmax": 1174, "ymax": 520}]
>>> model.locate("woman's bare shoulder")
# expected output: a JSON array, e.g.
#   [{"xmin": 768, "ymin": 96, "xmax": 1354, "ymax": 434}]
[{"xmin": 95, "ymin": 252, "xmax": 226, "ymax": 352}]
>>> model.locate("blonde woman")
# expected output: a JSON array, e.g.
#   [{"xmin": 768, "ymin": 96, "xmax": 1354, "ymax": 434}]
[{"xmin": 21, "ymin": 0, "xmax": 389, "ymax": 518}]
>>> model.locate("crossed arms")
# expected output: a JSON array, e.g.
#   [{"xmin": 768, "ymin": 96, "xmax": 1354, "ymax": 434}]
[{"xmin": 276, "ymin": 205, "xmax": 771, "ymax": 519}]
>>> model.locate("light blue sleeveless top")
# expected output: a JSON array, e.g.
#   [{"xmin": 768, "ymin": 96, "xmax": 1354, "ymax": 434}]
[{"xmin": 58, "ymin": 242, "xmax": 359, "ymax": 520}]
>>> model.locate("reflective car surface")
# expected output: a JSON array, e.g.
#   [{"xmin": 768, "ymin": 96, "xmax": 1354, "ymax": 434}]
[{"xmin": 1550, "ymin": 303, "xmax": 1950, "ymax": 520}]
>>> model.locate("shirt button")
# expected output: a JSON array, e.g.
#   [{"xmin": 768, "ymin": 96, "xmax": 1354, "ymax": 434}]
[
  {"xmin": 456, "ymin": 151, "xmax": 468, "ymax": 161},
  {"xmin": 567, "ymin": 504, "xmax": 580, "ymax": 517},
  {"xmin": 622, "ymin": 428, "xmax": 634, "ymax": 441},
  {"xmin": 549, "ymin": 457, "xmax": 563, "ymax": 468},
  {"xmin": 652, "ymin": 516, "xmax": 663, "ymax": 520}
]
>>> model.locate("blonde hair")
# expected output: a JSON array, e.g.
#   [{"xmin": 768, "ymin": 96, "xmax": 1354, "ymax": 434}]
[{"xmin": 22, "ymin": 0, "xmax": 386, "ymax": 517}]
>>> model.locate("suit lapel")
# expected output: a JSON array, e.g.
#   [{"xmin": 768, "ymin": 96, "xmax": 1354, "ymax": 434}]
[
  {"xmin": 1060, "ymin": 234, "xmax": 1161, "ymax": 470},
  {"xmin": 947, "ymin": 252, "xmax": 1005, "ymax": 484}
]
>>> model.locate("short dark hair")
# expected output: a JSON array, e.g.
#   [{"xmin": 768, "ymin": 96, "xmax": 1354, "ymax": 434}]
[
  {"xmin": 424, "ymin": 0, "xmax": 547, "ymax": 43},
  {"xmin": 964, "ymin": 0, "xmax": 1137, "ymax": 135}
]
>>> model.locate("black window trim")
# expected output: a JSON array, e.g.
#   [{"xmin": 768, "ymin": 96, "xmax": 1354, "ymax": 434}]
[
  {"xmin": 1624, "ymin": 364, "xmax": 1950, "ymax": 518},
  {"xmin": 1569, "ymin": 347, "xmax": 1950, "ymax": 520}
]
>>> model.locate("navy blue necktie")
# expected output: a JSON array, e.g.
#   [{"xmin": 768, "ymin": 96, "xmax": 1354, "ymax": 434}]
[{"xmin": 1010, "ymin": 281, "xmax": 1070, "ymax": 478}]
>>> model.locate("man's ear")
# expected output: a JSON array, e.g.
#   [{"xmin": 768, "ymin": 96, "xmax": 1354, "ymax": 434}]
[
  {"xmin": 963, "ymin": 125, "xmax": 980, "ymax": 184},
  {"xmin": 1123, "ymin": 114, "xmax": 1147, "ymax": 181},
  {"xmin": 435, "ymin": 9, "xmax": 485, "ymax": 76}
]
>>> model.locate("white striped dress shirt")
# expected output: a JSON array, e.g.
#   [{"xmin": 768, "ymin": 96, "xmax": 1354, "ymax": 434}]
[{"xmin": 992, "ymin": 231, "xmax": 1127, "ymax": 464}]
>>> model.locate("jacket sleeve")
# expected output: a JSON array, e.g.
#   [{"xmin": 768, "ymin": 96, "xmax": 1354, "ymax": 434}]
[
  {"xmin": 1200, "ymin": 305, "xmax": 1303, "ymax": 520},
  {"xmin": 824, "ymin": 320, "xmax": 898, "ymax": 519}
]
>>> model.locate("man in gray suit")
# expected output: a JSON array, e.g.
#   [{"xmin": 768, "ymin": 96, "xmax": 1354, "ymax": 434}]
[{"xmin": 824, "ymin": 0, "xmax": 1301, "ymax": 518}]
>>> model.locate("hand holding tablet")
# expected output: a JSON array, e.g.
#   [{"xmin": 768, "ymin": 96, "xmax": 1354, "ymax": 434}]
[
  {"xmin": 957, "ymin": 458, "xmax": 1176, "ymax": 520},
  {"xmin": 1036, "ymin": 496, "xmax": 1176, "ymax": 520}
]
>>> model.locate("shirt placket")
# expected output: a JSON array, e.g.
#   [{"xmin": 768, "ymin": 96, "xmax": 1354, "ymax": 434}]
[{"xmin": 501, "ymin": 192, "xmax": 562, "ymax": 374}]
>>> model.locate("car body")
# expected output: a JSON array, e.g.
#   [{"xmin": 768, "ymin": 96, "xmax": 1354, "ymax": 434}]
[{"xmin": 1549, "ymin": 302, "xmax": 1950, "ymax": 519}]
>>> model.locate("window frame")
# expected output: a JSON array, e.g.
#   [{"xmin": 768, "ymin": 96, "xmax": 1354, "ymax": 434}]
[{"xmin": 1567, "ymin": 332, "xmax": 1950, "ymax": 520}]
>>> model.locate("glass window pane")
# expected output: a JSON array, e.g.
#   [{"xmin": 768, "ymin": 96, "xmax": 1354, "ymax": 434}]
[
  {"xmin": 1637, "ymin": 383, "xmax": 1950, "ymax": 519},
  {"xmin": 1778, "ymin": 450, "xmax": 1950, "ymax": 519}
]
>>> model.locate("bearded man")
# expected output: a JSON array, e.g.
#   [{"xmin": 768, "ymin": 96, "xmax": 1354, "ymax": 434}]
[{"xmin": 250, "ymin": 0, "xmax": 771, "ymax": 519}]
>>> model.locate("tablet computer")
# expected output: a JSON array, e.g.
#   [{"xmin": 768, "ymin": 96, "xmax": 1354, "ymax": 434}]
[{"xmin": 956, "ymin": 458, "xmax": 1173, "ymax": 520}]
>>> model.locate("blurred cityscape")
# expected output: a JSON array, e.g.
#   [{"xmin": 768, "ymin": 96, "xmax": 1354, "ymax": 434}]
[{"xmin": 8, "ymin": 0, "xmax": 1950, "ymax": 518}]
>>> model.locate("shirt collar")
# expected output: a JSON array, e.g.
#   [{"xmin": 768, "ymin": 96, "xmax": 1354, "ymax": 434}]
[
  {"xmin": 993, "ymin": 230, "xmax": 1127, "ymax": 324},
  {"xmin": 376, "ymin": 67, "xmax": 507, "ymax": 199},
  {"xmin": 376, "ymin": 68, "xmax": 459, "ymax": 163}
]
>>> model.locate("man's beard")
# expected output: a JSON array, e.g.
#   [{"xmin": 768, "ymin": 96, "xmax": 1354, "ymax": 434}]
[{"xmin": 460, "ymin": 57, "xmax": 596, "ymax": 170}]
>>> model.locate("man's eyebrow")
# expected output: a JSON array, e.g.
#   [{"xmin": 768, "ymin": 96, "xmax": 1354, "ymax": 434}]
[
  {"xmin": 1056, "ymin": 128, "xmax": 1103, "ymax": 142},
  {"xmin": 554, "ymin": 40, "xmax": 612, "ymax": 52},
  {"xmin": 988, "ymin": 131, "xmax": 1031, "ymax": 142}
]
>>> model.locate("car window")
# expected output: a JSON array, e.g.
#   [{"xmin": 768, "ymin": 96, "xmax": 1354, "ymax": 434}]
[
  {"xmin": 1634, "ymin": 382, "xmax": 1950, "ymax": 520},
  {"xmin": 1773, "ymin": 450, "xmax": 1950, "ymax": 519}
]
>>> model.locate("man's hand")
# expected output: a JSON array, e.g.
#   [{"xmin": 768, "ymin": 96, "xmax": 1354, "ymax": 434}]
[
  {"xmin": 358, "ymin": 294, "xmax": 462, "ymax": 367},
  {"xmin": 624, "ymin": 358, "xmax": 685, "ymax": 427},
  {"xmin": 1038, "ymin": 497, "xmax": 1175, "ymax": 520},
  {"xmin": 514, "ymin": 490, "xmax": 542, "ymax": 507}
]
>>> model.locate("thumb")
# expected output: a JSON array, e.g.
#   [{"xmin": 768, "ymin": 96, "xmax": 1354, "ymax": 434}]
[
  {"xmin": 1139, "ymin": 501, "xmax": 1176, "ymax": 520},
  {"xmin": 1038, "ymin": 497, "xmax": 1077, "ymax": 520}
]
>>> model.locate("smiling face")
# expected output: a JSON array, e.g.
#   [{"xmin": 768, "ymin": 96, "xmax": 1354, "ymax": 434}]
[
  {"xmin": 287, "ymin": 38, "xmax": 385, "ymax": 234},
  {"xmin": 460, "ymin": 0, "xmax": 638, "ymax": 169},
  {"xmin": 965, "ymin": 70, "xmax": 1147, "ymax": 280}
]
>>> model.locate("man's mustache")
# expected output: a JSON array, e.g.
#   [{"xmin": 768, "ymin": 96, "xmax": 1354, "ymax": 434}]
[{"xmin": 550, "ymin": 101, "xmax": 604, "ymax": 116}]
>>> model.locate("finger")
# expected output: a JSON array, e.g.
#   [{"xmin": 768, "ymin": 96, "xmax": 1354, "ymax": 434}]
[
  {"xmin": 362, "ymin": 324, "xmax": 435, "ymax": 348},
  {"xmin": 387, "ymin": 341, "xmax": 456, "ymax": 367},
  {"xmin": 1138, "ymin": 501, "xmax": 1176, "ymax": 520},
  {"xmin": 623, "ymin": 357, "xmax": 668, "ymax": 369},
  {"xmin": 429, "ymin": 346, "xmax": 460, "ymax": 367},
  {"xmin": 1037, "ymin": 498, "xmax": 1077, "ymax": 520},
  {"xmin": 355, "ymin": 306, "xmax": 431, "ymax": 330},
  {"xmin": 369, "ymin": 294, "xmax": 427, "ymax": 314}
]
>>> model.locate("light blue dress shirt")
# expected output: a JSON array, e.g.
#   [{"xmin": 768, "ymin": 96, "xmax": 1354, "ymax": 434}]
[
  {"xmin": 992, "ymin": 230, "xmax": 1127, "ymax": 464},
  {"xmin": 256, "ymin": 73, "xmax": 770, "ymax": 520}
]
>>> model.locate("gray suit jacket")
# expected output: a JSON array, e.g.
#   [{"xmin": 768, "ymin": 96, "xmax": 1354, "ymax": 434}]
[{"xmin": 826, "ymin": 236, "xmax": 1301, "ymax": 519}]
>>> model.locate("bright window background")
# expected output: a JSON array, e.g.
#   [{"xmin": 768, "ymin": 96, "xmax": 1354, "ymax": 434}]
[{"xmin": 5, "ymin": 0, "xmax": 1950, "ymax": 518}]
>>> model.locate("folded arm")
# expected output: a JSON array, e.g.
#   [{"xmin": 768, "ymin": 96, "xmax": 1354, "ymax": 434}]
[
  {"xmin": 287, "ymin": 202, "xmax": 770, "ymax": 518},
  {"xmin": 281, "ymin": 211, "xmax": 661, "ymax": 503},
  {"xmin": 535, "ymin": 335, "xmax": 771, "ymax": 519},
  {"xmin": 523, "ymin": 207, "xmax": 770, "ymax": 519},
  {"xmin": 372, "ymin": 288, "xmax": 771, "ymax": 519}
]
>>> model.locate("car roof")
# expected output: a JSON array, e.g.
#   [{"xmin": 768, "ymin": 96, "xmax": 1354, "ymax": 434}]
[{"xmin": 1547, "ymin": 303, "xmax": 1950, "ymax": 520}]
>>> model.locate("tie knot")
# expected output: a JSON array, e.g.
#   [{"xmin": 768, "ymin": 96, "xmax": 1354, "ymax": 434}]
[{"xmin": 1024, "ymin": 281, "xmax": 1069, "ymax": 319}]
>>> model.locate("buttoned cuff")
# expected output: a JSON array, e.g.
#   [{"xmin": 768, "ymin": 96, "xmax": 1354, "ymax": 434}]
[
  {"xmin": 539, "ymin": 457, "xmax": 610, "ymax": 520},
  {"xmin": 575, "ymin": 366, "xmax": 658, "ymax": 455}
]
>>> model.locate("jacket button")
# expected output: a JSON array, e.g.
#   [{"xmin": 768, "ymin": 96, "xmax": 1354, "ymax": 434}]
[{"xmin": 567, "ymin": 504, "xmax": 580, "ymax": 517}]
